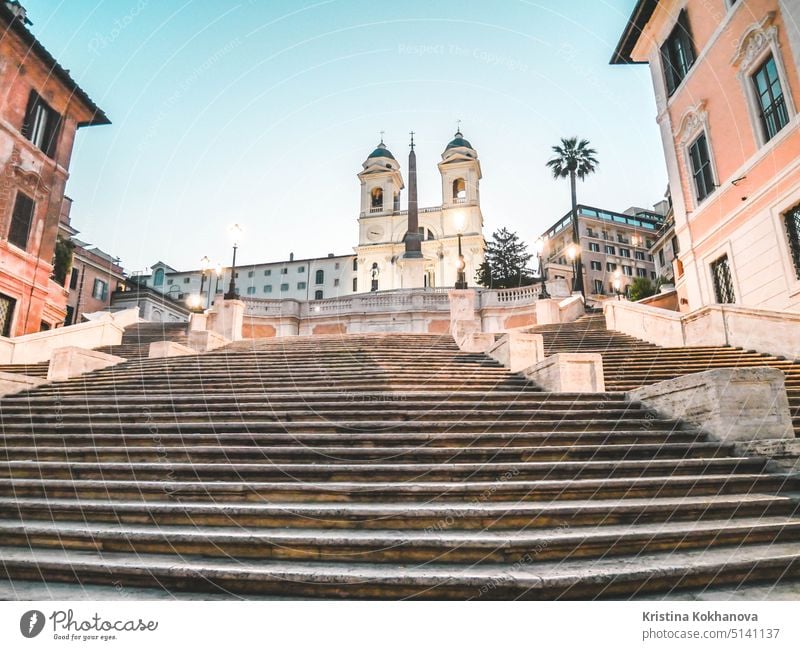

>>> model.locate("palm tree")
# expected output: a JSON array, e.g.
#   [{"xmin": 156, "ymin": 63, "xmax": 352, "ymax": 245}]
[{"xmin": 546, "ymin": 137, "xmax": 598, "ymax": 298}]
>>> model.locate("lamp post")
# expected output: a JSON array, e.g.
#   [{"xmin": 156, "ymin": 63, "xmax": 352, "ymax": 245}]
[
  {"xmin": 199, "ymin": 255, "xmax": 211, "ymax": 298},
  {"xmin": 567, "ymin": 243, "xmax": 579, "ymax": 293},
  {"xmin": 535, "ymin": 237, "xmax": 550, "ymax": 299},
  {"xmin": 224, "ymin": 224, "xmax": 243, "ymax": 300}
]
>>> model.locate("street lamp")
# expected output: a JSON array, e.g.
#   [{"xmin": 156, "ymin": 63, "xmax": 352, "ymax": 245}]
[
  {"xmin": 224, "ymin": 224, "xmax": 243, "ymax": 300},
  {"xmin": 535, "ymin": 236, "xmax": 550, "ymax": 299},
  {"xmin": 453, "ymin": 212, "xmax": 467, "ymax": 289},
  {"xmin": 567, "ymin": 243, "xmax": 579, "ymax": 293},
  {"xmin": 199, "ymin": 255, "xmax": 211, "ymax": 298},
  {"xmin": 186, "ymin": 294, "xmax": 204, "ymax": 313}
]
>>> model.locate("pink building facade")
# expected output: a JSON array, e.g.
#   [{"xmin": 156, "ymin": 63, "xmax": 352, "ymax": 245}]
[{"xmin": 613, "ymin": 0, "xmax": 800, "ymax": 312}]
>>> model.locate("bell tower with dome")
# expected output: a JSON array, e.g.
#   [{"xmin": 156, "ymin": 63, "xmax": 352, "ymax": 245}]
[{"xmin": 354, "ymin": 130, "xmax": 485, "ymax": 293}]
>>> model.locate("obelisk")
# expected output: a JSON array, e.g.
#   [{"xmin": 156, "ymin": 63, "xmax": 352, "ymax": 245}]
[{"xmin": 401, "ymin": 132, "xmax": 425, "ymax": 288}]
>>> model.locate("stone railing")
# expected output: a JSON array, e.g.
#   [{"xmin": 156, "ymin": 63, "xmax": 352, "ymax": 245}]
[
  {"xmin": 0, "ymin": 315, "xmax": 125, "ymax": 364},
  {"xmin": 605, "ymin": 300, "xmax": 800, "ymax": 360}
]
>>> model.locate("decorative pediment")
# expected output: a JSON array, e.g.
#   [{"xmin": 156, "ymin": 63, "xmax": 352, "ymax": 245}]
[
  {"xmin": 12, "ymin": 164, "xmax": 48, "ymax": 196},
  {"xmin": 731, "ymin": 12, "xmax": 777, "ymax": 69},
  {"xmin": 675, "ymin": 101, "xmax": 708, "ymax": 145}
]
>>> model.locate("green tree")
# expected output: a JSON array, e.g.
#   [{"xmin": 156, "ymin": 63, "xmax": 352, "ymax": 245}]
[
  {"xmin": 476, "ymin": 227, "xmax": 535, "ymax": 288},
  {"xmin": 52, "ymin": 237, "xmax": 75, "ymax": 287},
  {"xmin": 628, "ymin": 277, "xmax": 656, "ymax": 302},
  {"xmin": 546, "ymin": 137, "xmax": 599, "ymax": 298}
]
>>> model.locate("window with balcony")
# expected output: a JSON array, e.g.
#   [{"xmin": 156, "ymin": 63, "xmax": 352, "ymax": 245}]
[
  {"xmin": 752, "ymin": 55, "xmax": 790, "ymax": 142},
  {"xmin": 21, "ymin": 91, "xmax": 61, "ymax": 158},
  {"xmin": 661, "ymin": 10, "xmax": 696, "ymax": 96}
]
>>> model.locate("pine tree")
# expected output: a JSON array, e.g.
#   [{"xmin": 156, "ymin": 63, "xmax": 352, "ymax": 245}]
[{"xmin": 476, "ymin": 228, "xmax": 535, "ymax": 288}]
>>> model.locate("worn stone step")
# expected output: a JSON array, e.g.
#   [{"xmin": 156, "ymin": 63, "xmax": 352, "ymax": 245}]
[
  {"xmin": 1, "ymin": 542, "xmax": 798, "ymax": 599},
  {"xmin": 4, "ymin": 493, "xmax": 794, "ymax": 530},
  {"xmin": 3, "ymin": 516, "xmax": 799, "ymax": 565},
  {"xmin": 0, "ymin": 473, "xmax": 793, "ymax": 503},
  {"xmin": 0, "ymin": 441, "xmax": 735, "ymax": 463},
  {"xmin": 0, "ymin": 429, "xmax": 706, "ymax": 448},
  {"xmin": 0, "ymin": 457, "xmax": 765, "ymax": 482}
]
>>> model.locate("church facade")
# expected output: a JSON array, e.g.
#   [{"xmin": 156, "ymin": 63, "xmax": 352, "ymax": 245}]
[
  {"xmin": 130, "ymin": 131, "xmax": 487, "ymax": 314},
  {"xmin": 354, "ymin": 131, "xmax": 485, "ymax": 293}
]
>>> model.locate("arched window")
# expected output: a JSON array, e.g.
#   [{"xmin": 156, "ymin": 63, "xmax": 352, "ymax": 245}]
[
  {"xmin": 315, "ymin": 269, "xmax": 324, "ymax": 284},
  {"xmin": 314, "ymin": 290, "xmax": 323, "ymax": 300},
  {"xmin": 153, "ymin": 269, "xmax": 164, "ymax": 286},
  {"xmin": 452, "ymin": 178, "xmax": 467, "ymax": 201},
  {"xmin": 370, "ymin": 187, "xmax": 384, "ymax": 209},
  {"xmin": 352, "ymin": 258, "xmax": 358, "ymax": 271}
]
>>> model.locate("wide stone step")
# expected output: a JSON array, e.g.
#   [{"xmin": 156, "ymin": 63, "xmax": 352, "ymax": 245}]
[
  {"xmin": 3, "ymin": 407, "xmax": 657, "ymax": 424},
  {"xmin": 4, "ymin": 493, "xmax": 793, "ymax": 530},
  {"xmin": 1, "ymin": 542, "xmax": 798, "ymax": 599},
  {"xmin": 0, "ymin": 441, "xmax": 735, "ymax": 463},
  {"xmin": 0, "ymin": 429, "xmax": 705, "ymax": 448},
  {"xmin": 0, "ymin": 457, "xmax": 764, "ymax": 482},
  {"xmin": 0, "ymin": 473, "xmax": 793, "ymax": 502},
  {"xmin": 3, "ymin": 516, "xmax": 799, "ymax": 565}
]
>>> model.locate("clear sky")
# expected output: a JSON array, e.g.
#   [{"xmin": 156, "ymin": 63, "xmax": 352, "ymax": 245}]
[{"xmin": 27, "ymin": 0, "xmax": 666, "ymax": 273}]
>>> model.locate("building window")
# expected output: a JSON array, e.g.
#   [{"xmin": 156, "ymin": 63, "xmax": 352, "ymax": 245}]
[
  {"xmin": 298, "ymin": 266, "xmax": 305, "ymax": 273},
  {"xmin": 298, "ymin": 282, "xmax": 306, "ymax": 290},
  {"xmin": 264, "ymin": 269, "xmax": 271, "ymax": 276},
  {"xmin": 661, "ymin": 10, "xmax": 696, "ymax": 96},
  {"xmin": 620, "ymin": 248, "xmax": 631, "ymax": 258},
  {"xmin": 315, "ymin": 269, "xmax": 324, "ymax": 284},
  {"xmin": 281, "ymin": 268, "xmax": 288, "ymax": 275},
  {"xmin": 280, "ymin": 283, "xmax": 289, "ymax": 292},
  {"xmin": 8, "ymin": 192, "xmax": 35, "ymax": 251},
  {"xmin": 710, "ymin": 254, "xmax": 735, "ymax": 304},
  {"xmin": 590, "ymin": 261, "xmax": 602, "ymax": 271},
  {"xmin": 622, "ymin": 265, "xmax": 633, "ymax": 276},
  {"xmin": 604, "ymin": 245, "xmax": 615, "ymax": 255},
  {"xmin": 246, "ymin": 286, "xmax": 256, "ymax": 295},
  {"xmin": 153, "ymin": 269, "xmax": 164, "ymax": 286},
  {"xmin": 352, "ymin": 258, "xmax": 358, "ymax": 271},
  {"xmin": 589, "ymin": 242, "xmax": 600, "ymax": 252},
  {"xmin": 92, "ymin": 279, "xmax": 108, "ymax": 301},
  {"xmin": 671, "ymin": 235, "xmax": 680, "ymax": 255},
  {"xmin": 352, "ymin": 277, "xmax": 358, "ymax": 292},
  {"xmin": 586, "ymin": 228, "xmax": 594, "ymax": 238},
  {"xmin": 248, "ymin": 270, "xmax": 254, "ymax": 278},
  {"xmin": 21, "ymin": 91, "xmax": 61, "ymax": 157},
  {"xmin": 651, "ymin": 271, "xmax": 657, "ymax": 280},
  {"xmin": 637, "ymin": 268, "xmax": 647, "ymax": 278},
  {"xmin": 264, "ymin": 285, "xmax": 272, "ymax": 293},
  {"xmin": 635, "ymin": 251, "xmax": 645, "ymax": 261},
  {"xmin": 606, "ymin": 262, "xmax": 617, "ymax": 272},
  {"xmin": 334, "ymin": 278, "xmax": 340, "ymax": 287},
  {"xmin": 782, "ymin": 203, "xmax": 800, "ymax": 279},
  {"xmin": 593, "ymin": 279, "xmax": 603, "ymax": 294},
  {"xmin": 183, "ymin": 277, "xmax": 190, "ymax": 284},
  {"xmin": 689, "ymin": 133, "xmax": 715, "ymax": 202},
  {"xmin": 314, "ymin": 290, "xmax": 323, "ymax": 300},
  {"xmin": 0, "ymin": 293, "xmax": 16, "ymax": 337},
  {"xmin": 69, "ymin": 267, "xmax": 79, "ymax": 290},
  {"xmin": 658, "ymin": 249, "xmax": 666, "ymax": 266},
  {"xmin": 752, "ymin": 55, "xmax": 789, "ymax": 142}
]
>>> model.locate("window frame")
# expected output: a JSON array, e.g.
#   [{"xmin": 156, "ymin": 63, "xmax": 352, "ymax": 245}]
[
  {"xmin": 685, "ymin": 129, "xmax": 717, "ymax": 206},
  {"xmin": 21, "ymin": 91, "xmax": 62, "ymax": 158},
  {"xmin": 7, "ymin": 191, "xmax": 36, "ymax": 251},
  {"xmin": 660, "ymin": 9, "xmax": 696, "ymax": 97}
]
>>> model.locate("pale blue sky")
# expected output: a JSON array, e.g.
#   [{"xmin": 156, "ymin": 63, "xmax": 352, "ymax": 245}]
[{"xmin": 27, "ymin": 0, "xmax": 666, "ymax": 272}]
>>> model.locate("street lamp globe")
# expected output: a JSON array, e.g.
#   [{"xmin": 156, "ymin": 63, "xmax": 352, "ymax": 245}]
[
  {"xmin": 452, "ymin": 211, "xmax": 466, "ymax": 234},
  {"xmin": 567, "ymin": 243, "xmax": 577, "ymax": 261}
]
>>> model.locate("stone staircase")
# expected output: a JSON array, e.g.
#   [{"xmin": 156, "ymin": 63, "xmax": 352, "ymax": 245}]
[
  {"xmin": 0, "ymin": 332, "xmax": 798, "ymax": 598},
  {"xmin": 534, "ymin": 314, "xmax": 800, "ymax": 437},
  {"xmin": 0, "ymin": 362, "xmax": 49, "ymax": 378},
  {"xmin": 95, "ymin": 321, "xmax": 189, "ymax": 360}
]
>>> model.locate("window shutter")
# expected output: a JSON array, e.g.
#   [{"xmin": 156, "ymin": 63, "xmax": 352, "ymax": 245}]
[
  {"xmin": 679, "ymin": 10, "xmax": 696, "ymax": 69},
  {"xmin": 43, "ymin": 110, "xmax": 62, "ymax": 158},
  {"xmin": 20, "ymin": 91, "xmax": 39, "ymax": 139},
  {"xmin": 8, "ymin": 192, "xmax": 35, "ymax": 250}
]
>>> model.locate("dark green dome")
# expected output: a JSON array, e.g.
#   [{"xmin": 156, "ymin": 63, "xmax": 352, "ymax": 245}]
[
  {"xmin": 368, "ymin": 142, "xmax": 395, "ymax": 160},
  {"xmin": 446, "ymin": 131, "xmax": 473, "ymax": 150}
]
